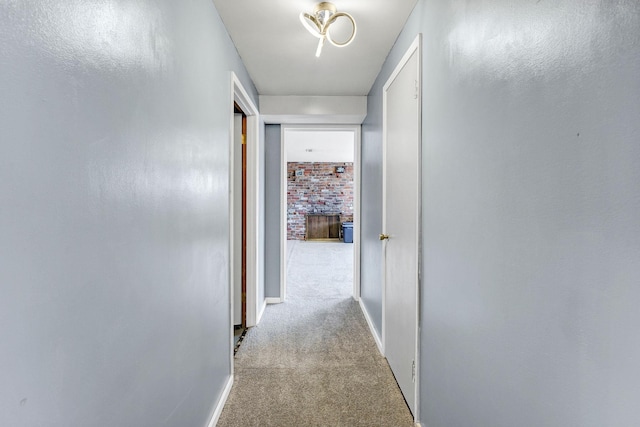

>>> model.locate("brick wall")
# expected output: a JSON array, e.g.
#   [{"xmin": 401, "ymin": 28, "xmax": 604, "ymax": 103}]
[{"xmin": 287, "ymin": 162, "xmax": 354, "ymax": 240}]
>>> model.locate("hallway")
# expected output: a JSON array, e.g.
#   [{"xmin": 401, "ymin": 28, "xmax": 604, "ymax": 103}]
[
  {"xmin": 3, "ymin": 1, "xmax": 639, "ymax": 426},
  {"xmin": 217, "ymin": 241, "xmax": 413, "ymax": 426}
]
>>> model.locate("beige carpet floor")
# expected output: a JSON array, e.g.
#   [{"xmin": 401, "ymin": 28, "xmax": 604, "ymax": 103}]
[{"xmin": 217, "ymin": 241, "xmax": 414, "ymax": 427}]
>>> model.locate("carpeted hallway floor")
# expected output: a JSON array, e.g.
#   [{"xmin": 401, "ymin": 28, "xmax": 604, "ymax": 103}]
[{"xmin": 217, "ymin": 241, "xmax": 414, "ymax": 427}]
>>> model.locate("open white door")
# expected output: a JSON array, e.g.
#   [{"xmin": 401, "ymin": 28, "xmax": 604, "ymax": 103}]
[{"xmin": 382, "ymin": 35, "xmax": 421, "ymax": 418}]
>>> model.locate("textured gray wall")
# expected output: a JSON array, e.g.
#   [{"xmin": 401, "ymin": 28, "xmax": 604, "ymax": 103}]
[
  {"xmin": 363, "ymin": 0, "xmax": 640, "ymax": 425},
  {"xmin": 264, "ymin": 125, "xmax": 282, "ymax": 298},
  {"xmin": 360, "ymin": 99, "xmax": 384, "ymax": 337},
  {"xmin": 0, "ymin": 1, "xmax": 257, "ymax": 426},
  {"xmin": 257, "ymin": 120, "xmax": 266, "ymax": 306}
]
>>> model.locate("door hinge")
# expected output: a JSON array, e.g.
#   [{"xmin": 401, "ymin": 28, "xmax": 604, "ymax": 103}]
[
  {"xmin": 414, "ymin": 80, "xmax": 419, "ymax": 99},
  {"xmin": 241, "ymin": 134, "xmax": 246, "ymax": 145},
  {"xmin": 412, "ymin": 360, "xmax": 416, "ymax": 383}
]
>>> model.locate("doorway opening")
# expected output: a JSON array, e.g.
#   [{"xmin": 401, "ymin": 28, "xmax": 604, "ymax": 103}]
[
  {"xmin": 228, "ymin": 72, "xmax": 261, "ymax": 367},
  {"xmin": 233, "ymin": 102, "xmax": 248, "ymax": 351},
  {"xmin": 280, "ymin": 125, "xmax": 362, "ymax": 302}
]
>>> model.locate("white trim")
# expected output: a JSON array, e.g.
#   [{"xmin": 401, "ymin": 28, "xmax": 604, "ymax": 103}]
[
  {"xmin": 415, "ymin": 33, "xmax": 423, "ymax": 426},
  {"xmin": 280, "ymin": 125, "xmax": 361, "ymax": 302},
  {"xmin": 279, "ymin": 129, "xmax": 288, "ymax": 301},
  {"xmin": 359, "ymin": 299, "xmax": 383, "ymax": 354},
  {"xmin": 257, "ymin": 299, "xmax": 268, "ymax": 324},
  {"xmin": 353, "ymin": 126, "xmax": 362, "ymax": 301},
  {"xmin": 206, "ymin": 375, "xmax": 233, "ymax": 427},
  {"xmin": 246, "ymin": 112, "xmax": 261, "ymax": 328},
  {"xmin": 381, "ymin": 79, "xmax": 388, "ymax": 355},
  {"xmin": 381, "ymin": 34, "xmax": 422, "ymax": 424},
  {"xmin": 265, "ymin": 297, "xmax": 283, "ymax": 304},
  {"xmin": 228, "ymin": 77, "xmax": 236, "ymax": 376},
  {"xmin": 229, "ymin": 73, "xmax": 261, "ymax": 377}
]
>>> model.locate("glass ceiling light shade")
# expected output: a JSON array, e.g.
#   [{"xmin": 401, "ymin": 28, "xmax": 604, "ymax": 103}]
[{"xmin": 299, "ymin": 2, "xmax": 356, "ymax": 57}]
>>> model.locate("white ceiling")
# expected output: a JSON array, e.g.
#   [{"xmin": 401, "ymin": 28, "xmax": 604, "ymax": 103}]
[
  {"xmin": 286, "ymin": 130, "xmax": 354, "ymax": 162},
  {"xmin": 214, "ymin": 0, "xmax": 418, "ymax": 96}
]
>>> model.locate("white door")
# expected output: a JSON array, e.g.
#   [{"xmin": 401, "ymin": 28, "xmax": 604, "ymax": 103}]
[{"xmin": 382, "ymin": 36, "xmax": 421, "ymax": 417}]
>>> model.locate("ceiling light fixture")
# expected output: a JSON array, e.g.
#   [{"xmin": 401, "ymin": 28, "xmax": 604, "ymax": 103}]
[{"xmin": 299, "ymin": 2, "xmax": 356, "ymax": 58}]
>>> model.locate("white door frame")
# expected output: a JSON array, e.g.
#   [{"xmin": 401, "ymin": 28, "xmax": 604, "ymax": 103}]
[
  {"xmin": 381, "ymin": 34, "xmax": 422, "ymax": 422},
  {"xmin": 228, "ymin": 72, "xmax": 261, "ymax": 354},
  {"xmin": 279, "ymin": 125, "xmax": 362, "ymax": 302}
]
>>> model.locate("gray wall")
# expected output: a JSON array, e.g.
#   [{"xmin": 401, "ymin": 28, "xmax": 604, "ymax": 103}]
[
  {"xmin": 257, "ymin": 120, "xmax": 267, "ymax": 306},
  {"xmin": 360, "ymin": 97, "xmax": 384, "ymax": 336},
  {"xmin": 362, "ymin": 0, "xmax": 640, "ymax": 426},
  {"xmin": 0, "ymin": 1, "xmax": 257, "ymax": 426},
  {"xmin": 264, "ymin": 125, "xmax": 282, "ymax": 298}
]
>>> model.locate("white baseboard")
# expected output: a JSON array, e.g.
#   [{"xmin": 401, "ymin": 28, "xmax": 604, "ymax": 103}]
[
  {"xmin": 358, "ymin": 299, "xmax": 383, "ymax": 355},
  {"xmin": 257, "ymin": 299, "xmax": 267, "ymax": 324},
  {"xmin": 265, "ymin": 297, "xmax": 282, "ymax": 304},
  {"xmin": 206, "ymin": 375, "xmax": 233, "ymax": 427}
]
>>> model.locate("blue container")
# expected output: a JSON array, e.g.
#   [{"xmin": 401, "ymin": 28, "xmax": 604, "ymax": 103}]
[{"xmin": 342, "ymin": 222, "xmax": 354, "ymax": 243}]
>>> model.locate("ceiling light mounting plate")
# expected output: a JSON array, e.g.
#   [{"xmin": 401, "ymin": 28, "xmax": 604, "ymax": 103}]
[{"xmin": 314, "ymin": 2, "xmax": 337, "ymax": 17}]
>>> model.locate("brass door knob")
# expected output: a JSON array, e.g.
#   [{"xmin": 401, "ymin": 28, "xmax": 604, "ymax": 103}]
[{"xmin": 379, "ymin": 233, "xmax": 390, "ymax": 240}]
